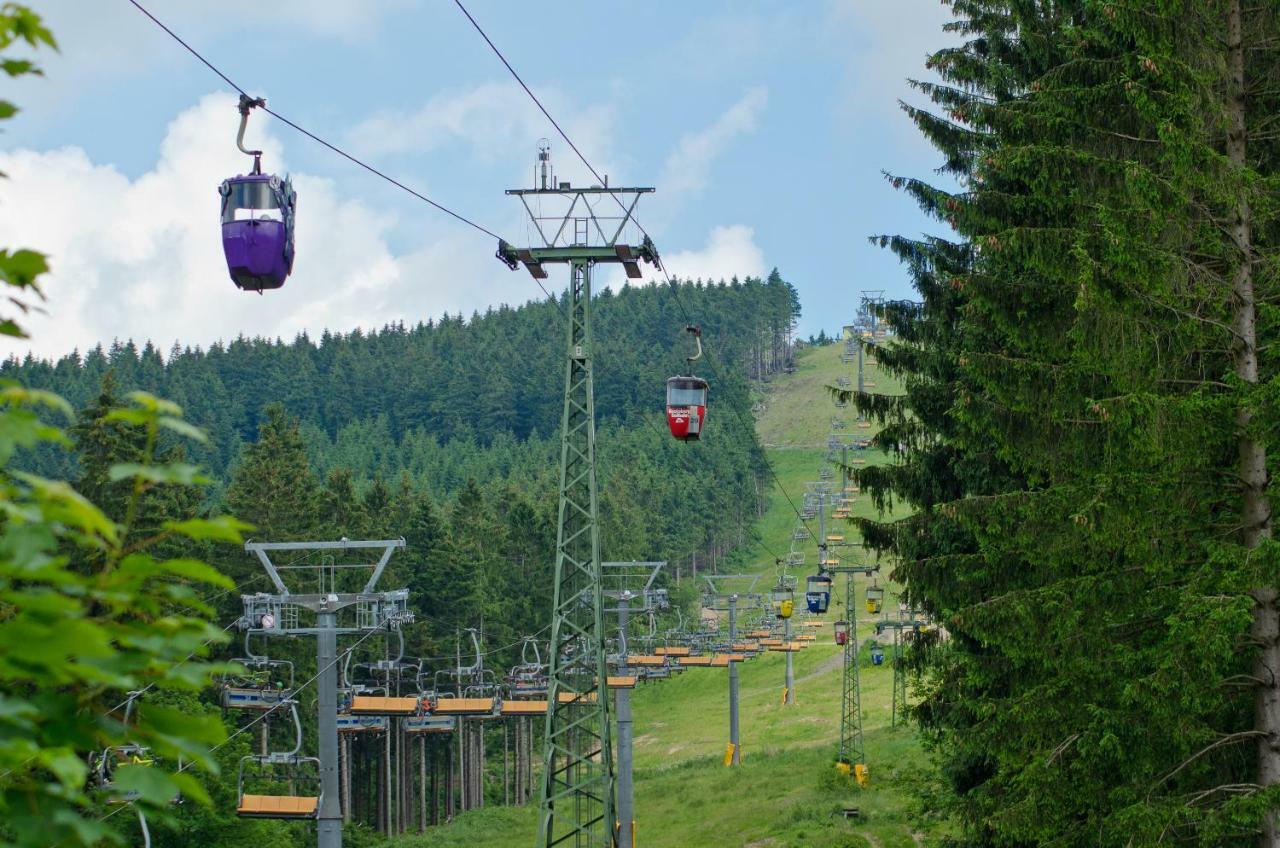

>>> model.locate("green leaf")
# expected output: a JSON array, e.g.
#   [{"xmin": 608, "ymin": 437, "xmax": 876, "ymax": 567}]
[
  {"xmin": 162, "ymin": 515, "xmax": 251, "ymax": 543},
  {"xmin": 1, "ymin": 58, "xmax": 33, "ymax": 76},
  {"xmin": 123, "ymin": 391, "xmax": 182, "ymax": 417},
  {"xmin": 41, "ymin": 748, "xmax": 88, "ymax": 789},
  {"xmin": 0, "ymin": 248, "xmax": 49, "ymax": 287},
  {"xmin": 0, "ymin": 384, "xmax": 73, "ymax": 417},
  {"xmin": 107, "ymin": 462, "xmax": 209, "ymax": 486},
  {"xmin": 111, "ymin": 763, "xmax": 182, "ymax": 806},
  {"xmin": 154, "ymin": 556, "xmax": 234, "ymax": 588},
  {"xmin": 157, "ymin": 414, "xmax": 206, "ymax": 443}
]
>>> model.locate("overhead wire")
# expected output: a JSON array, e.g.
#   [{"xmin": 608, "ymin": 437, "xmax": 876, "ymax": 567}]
[
  {"xmin": 127, "ymin": 0, "xmax": 806, "ymax": 580},
  {"xmin": 123, "ymin": 0, "xmax": 571, "ymax": 313},
  {"xmin": 450, "ymin": 0, "xmax": 822, "ymax": 556}
]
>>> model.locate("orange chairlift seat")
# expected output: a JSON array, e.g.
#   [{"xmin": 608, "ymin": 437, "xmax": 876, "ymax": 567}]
[
  {"xmin": 654, "ymin": 646, "xmax": 691, "ymax": 657},
  {"xmin": 626, "ymin": 655, "xmax": 667, "ymax": 668},
  {"xmin": 236, "ymin": 754, "xmax": 320, "ymax": 820},
  {"xmin": 238, "ymin": 794, "xmax": 319, "ymax": 818},
  {"xmin": 432, "ymin": 697, "xmax": 497, "ymax": 715},
  {"xmin": 677, "ymin": 655, "xmax": 715, "ymax": 667},
  {"xmin": 349, "ymin": 695, "xmax": 420, "ymax": 715},
  {"xmin": 500, "ymin": 700, "xmax": 549, "ymax": 716}
]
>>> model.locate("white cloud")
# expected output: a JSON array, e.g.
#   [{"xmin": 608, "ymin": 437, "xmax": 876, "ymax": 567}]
[
  {"xmin": 606, "ymin": 224, "xmax": 766, "ymax": 291},
  {"xmin": 826, "ymin": 0, "xmax": 965, "ymax": 154},
  {"xmin": 660, "ymin": 88, "xmax": 768, "ymax": 200},
  {"xmin": 0, "ymin": 92, "xmax": 538, "ymax": 361},
  {"xmin": 347, "ymin": 81, "xmax": 623, "ymax": 191},
  {"xmin": 661, "ymin": 224, "xmax": 766, "ymax": 284},
  {"xmin": 15, "ymin": 1, "xmax": 414, "ymax": 112}
]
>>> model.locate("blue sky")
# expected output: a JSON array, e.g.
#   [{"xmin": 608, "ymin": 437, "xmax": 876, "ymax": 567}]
[{"xmin": 2, "ymin": 0, "xmax": 959, "ymax": 359}]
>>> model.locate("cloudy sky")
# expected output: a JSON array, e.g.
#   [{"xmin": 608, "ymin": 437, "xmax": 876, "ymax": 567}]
[{"xmin": 1, "ymin": 0, "xmax": 960, "ymax": 360}]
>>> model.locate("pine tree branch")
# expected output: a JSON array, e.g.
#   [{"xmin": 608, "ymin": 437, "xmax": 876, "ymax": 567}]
[{"xmin": 1152, "ymin": 732, "xmax": 1267, "ymax": 792}]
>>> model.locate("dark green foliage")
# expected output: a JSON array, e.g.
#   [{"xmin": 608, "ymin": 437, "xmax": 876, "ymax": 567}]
[
  {"xmin": 5, "ymin": 278, "xmax": 797, "ymax": 483},
  {"xmin": 854, "ymin": 1, "xmax": 1280, "ymax": 844}
]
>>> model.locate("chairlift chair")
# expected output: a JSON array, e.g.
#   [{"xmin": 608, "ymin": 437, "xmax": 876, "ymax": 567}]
[
  {"xmin": 771, "ymin": 584, "xmax": 795, "ymax": 620},
  {"xmin": 236, "ymin": 755, "xmax": 322, "ymax": 819},
  {"xmin": 866, "ymin": 583, "xmax": 885, "ymax": 615},
  {"xmin": 221, "ymin": 648, "xmax": 294, "ymax": 710},
  {"xmin": 805, "ymin": 573, "xmax": 833, "ymax": 614}
]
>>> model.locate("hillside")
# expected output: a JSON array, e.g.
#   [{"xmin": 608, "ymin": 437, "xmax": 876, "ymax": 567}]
[
  {"xmin": 4, "ymin": 275, "xmax": 797, "ymax": 483},
  {"xmin": 388, "ymin": 339, "xmax": 935, "ymax": 847}
]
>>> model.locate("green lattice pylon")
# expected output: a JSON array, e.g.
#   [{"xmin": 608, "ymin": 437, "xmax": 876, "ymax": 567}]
[
  {"xmin": 539, "ymin": 259, "xmax": 614, "ymax": 847},
  {"xmin": 891, "ymin": 629, "xmax": 908, "ymax": 726},
  {"xmin": 838, "ymin": 574, "xmax": 864, "ymax": 767},
  {"xmin": 499, "ymin": 172, "xmax": 657, "ymax": 848}
]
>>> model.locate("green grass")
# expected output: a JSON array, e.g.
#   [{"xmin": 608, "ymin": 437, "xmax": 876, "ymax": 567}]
[
  {"xmin": 398, "ymin": 646, "xmax": 939, "ymax": 848},
  {"xmin": 755, "ymin": 343, "xmax": 903, "ymax": 449},
  {"xmin": 389, "ymin": 342, "xmax": 940, "ymax": 848},
  {"xmin": 740, "ymin": 343, "xmax": 905, "ymax": 578}
]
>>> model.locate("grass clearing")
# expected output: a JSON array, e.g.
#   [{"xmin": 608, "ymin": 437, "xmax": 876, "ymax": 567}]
[{"xmin": 392, "ymin": 341, "xmax": 942, "ymax": 847}]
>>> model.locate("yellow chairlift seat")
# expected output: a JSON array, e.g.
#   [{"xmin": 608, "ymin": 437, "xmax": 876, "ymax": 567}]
[
  {"xmin": 607, "ymin": 675, "xmax": 638, "ymax": 689},
  {"xmin": 760, "ymin": 638, "xmax": 783, "ymax": 647},
  {"xmin": 746, "ymin": 629, "xmax": 771, "ymax": 638},
  {"xmin": 350, "ymin": 695, "xmax": 419, "ymax": 715},
  {"xmin": 237, "ymin": 794, "xmax": 319, "ymax": 819},
  {"xmin": 654, "ymin": 646, "xmax": 691, "ymax": 657},
  {"xmin": 826, "ymin": 534, "xmax": 846, "ymax": 543},
  {"xmin": 556, "ymin": 690, "xmax": 599, "ymax": 704}
]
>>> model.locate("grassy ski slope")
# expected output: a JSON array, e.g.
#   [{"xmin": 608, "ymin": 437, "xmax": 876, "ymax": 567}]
[{"xmin": 397, "ymin": 341, "xmax": 945, "ymax": 847}]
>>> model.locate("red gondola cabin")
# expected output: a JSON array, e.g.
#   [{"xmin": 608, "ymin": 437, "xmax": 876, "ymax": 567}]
[{"xmin": 666, "ymin": 376, "xmax": 708, "ymax": 441}]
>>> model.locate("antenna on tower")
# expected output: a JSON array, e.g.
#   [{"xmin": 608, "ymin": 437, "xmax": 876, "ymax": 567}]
[{"xmin": 537, "ymin": 139, "xmax": 552, "ymax": 190}]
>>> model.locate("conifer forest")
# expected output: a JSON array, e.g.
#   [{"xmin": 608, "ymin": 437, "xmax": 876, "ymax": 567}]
[{"xmin": 3, "ymin": 2, "xmax": 1280, "ymax": 847}]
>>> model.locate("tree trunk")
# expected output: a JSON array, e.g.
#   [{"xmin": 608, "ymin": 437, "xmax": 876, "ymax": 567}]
[{"xmin": 1225, "ymin": 3, "xmax": 1279, "ymax": 844}]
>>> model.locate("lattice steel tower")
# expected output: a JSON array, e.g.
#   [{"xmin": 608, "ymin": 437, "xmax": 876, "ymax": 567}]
[{"xmin": 499, "ymin": 143, "xmax": 659, "ymax": 848}]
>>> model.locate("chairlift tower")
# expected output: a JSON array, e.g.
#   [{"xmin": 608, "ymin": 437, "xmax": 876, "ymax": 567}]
[
  {"xmin": 499, "ymin": 144, "xmax": 660, "ymax": 848},
  {"xmin": 826, "ymin": 563, "xmax": 877, "ymax": 775},
  {"xmin": 702, "ymin": 576, "xmax": 766, "ymax": 767},
  {"xmin": 601, "ymin": 563, "xmax": 666, "ymax": 848},
  {"xmin": 238, "ymin": 538, "xmax": 410, "ymax": 848},
  {"xmin": 875, "ymin": 606, "xmax": 928, "ymax": 727}
]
